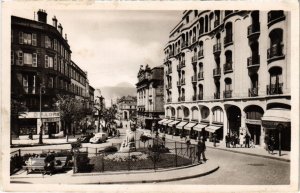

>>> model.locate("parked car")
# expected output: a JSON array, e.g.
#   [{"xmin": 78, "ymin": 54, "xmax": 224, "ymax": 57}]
[
  {"xmin": 77, "ymin": 133, "xmax": 94, "ymax": 143},
  {"xmin": 89, "ymin": 133, "xmax": 108, "ymax": 144}
]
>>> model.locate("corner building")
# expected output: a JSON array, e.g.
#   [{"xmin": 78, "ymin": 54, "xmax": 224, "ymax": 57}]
[{"xmin": 162, "ymin": 10, "xmax": 291, "ymax": 150}]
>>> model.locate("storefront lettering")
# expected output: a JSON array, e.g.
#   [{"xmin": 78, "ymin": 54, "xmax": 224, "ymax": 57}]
[
  {"xmin": 245, "ymin": 119, "xmax": 261, "ymax": 125},
  {"xmin": 262, "ymin": 120, "xmax": 289, "ymax": 129},
  {"xmin": 19, "ymin": 112, "xmax": 60, "ymax": 119}
]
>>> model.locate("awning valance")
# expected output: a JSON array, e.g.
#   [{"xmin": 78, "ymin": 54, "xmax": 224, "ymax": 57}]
[
  {"xmin": 158, "ymin": 119, "xmax": 168, "ymax": 125},
  {"xmin": 176, "ymin": 121, "xmax": 188, "ymax": 129},
  {"xmin": 193, "ymin": 123, "xmax": 207, "ymax": 131},
  {"xmin": 261, "ymin": 109, "xmax": 290, "ymax": 123},
  {"xmin": 184, "ymin": 122, "xmax": 197, "ymax": 131},
  {"xmin": 168, "ymin": 120, "xmax": 180, "ymax": 127},
  {"xmin": 205, "ymin": 125, "xmax": 222, "ymax": 133},
  {"xmin": 162, "ymin": 119, "xmax": 173, "ymax": 126}
]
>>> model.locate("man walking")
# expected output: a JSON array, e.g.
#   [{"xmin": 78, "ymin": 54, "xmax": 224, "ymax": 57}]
[
  {"xmin": 197, "ymin": 137, "xmax": 207, "ymax": 164},
  {"xmin": 245, "ymin": 133, "xmax": 250, "ymax": 148},
  {"xmin": 225, "ymin": 133, "xmax": 230, "ymax": 148}
]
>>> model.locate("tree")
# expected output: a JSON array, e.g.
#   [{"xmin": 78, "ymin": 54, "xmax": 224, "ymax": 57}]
[
  {"xmin": 102, "ymin": 104, "xmax": 117, "ymax": 134},
  {"xmin": 56, "ymin": 95, "xmax": 86, "ymax": 141}
]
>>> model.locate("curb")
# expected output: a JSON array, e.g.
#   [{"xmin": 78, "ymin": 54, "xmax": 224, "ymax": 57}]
[{"xmin": 11, "ymin": 142, "xmax": 74, "ymax": 148}]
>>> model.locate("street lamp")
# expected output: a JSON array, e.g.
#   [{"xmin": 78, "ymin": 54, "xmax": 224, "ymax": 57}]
[
  {"xmin": 96, "ymin": 95, "xmax": 104, "ymax": 132},
  {"xmin": 38, "ymin": 84, "xmax": 45, "ymax": 144}
]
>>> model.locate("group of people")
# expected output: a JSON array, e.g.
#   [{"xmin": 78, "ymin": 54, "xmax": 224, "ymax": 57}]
[
  {"xmin": 225, "ymin": 133, "xmax": 253, "ymax": 148},
  {"xmin": 264, "ymin": 134, "xmax": 275, "ymax": 154}
]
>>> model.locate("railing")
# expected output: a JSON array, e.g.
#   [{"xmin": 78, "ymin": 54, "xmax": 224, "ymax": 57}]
[
  {"xmin": 213, "ymin": 68, "xmax": 221, "ymax": 77},
  {"xmin": 192, "ymin": 37, "xmax": 197, "ymax": 44},
  {"xmin": 23, "ymin": 86, "xmax": 36, "ymax": 94},
  {"xmin": 247, "ymin": 55, "xmax": 260, "ymax": 67},
  {"xmin": 177, "ymin": 81, "xmax": 181, "ymax": 87},
  {"xmin": 268, "ymin": 11, "xmax": 285, "ymax": 24},
  {"xmin": 214, "ymin": 92, "xmax": 220, "ymax": 99},
  {"xmin": 198, "ymin": 50, "xmax": 204, "ymax": 59},
  {"xmin": 198, "ymin": 94, "xmax": 203, "ymax": 100},
  {"xmin": 166, "ymin": 84, "xmax": 172, "ymax": 90},
  {"xmin": 179, "ymin": 60, "xmax": 186, "ymax": 68},
  {"xmin": 198, "ymin": 71, "xmax": 204, "ymax": 80},
  {"xmin": 223, "ymin": 90, "xmax": 232, "ymax": 98},
  {"xmin": 192, "ymin": 95, "xmax": 197, "ymax": 101},
  {"xmin": 169, "ymin": 51, "xmax": 174, "ymax": 58},
  {"xmin": 213, "ymin": 43, "xmax": 221, "ymax": 53},
  {"xmin": 224, "ymin": 35, "xmax": 233, "ymax": 45},
  {"xmin": 214, "ymin": 20, "xmax": 220, "ymax": 28},
  {"xmin": 267, "ymin": 83, "xmax": 283, "ymax": 95},
  {"xmin": 191, "ymin": 75, "xmax": 197, "ymax": 83},
  {"xmin": 181, "ymin": 41, "xmax": 188, "ymax": 49},
  {"xmin": 248, "ymin": 87, "xmax": 258, "ymax": 97},
  {"xmin": 267, "ymin": 44, "xmax": 284, "ymax": 60},
  {"xmin": 178, "ymin": 96, "xmax": 181, "ymax": 102},
  {"xmin": 223, "ymin": 62, "xmax": 233, "ymax": 73},
  {"xmin": 177, "ymin": 65, "xmax": 180, "ymax": 71},
  {"xmin": 181, "ymin": 79, "xmax": 186, "ymax": 85},
  {"xmin": 191, "ymin": 55, "xmax": 197, "ymax": 63},
  {"xmin": 168, "ymin": 67, "xmax": 172, "ymax": 74},
  {"xmin": 181, "ymin": 96, "xmax": 185, "ymax": 101},
  {"xmin": 247, "ymin": 24, "xmax": 260, "ymax": 37}
]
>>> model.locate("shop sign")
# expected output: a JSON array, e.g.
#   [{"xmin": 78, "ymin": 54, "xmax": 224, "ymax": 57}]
[
  {"xmin": 42, "ymin": 118, "xmax": 60, "ymax": 122},
  {"xmin": 262, "ymin": 120, "xmax": 289, "ymax": 129},
  {"xmin": 19, "ymin": 112, "xmax": 60, "ymax": 119},
  {"xmin": 245, "ymin": 119, "xmax": 261, "ymax": 125}
]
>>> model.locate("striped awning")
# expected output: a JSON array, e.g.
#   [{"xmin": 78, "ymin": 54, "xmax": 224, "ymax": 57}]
[
  {"xmin": 176, "ymin": 121, "xmax": 188, "ymax": 129},
  {"xmin": 184, "ymin": 122, "xmax": 197, "ymax": 131},
  {"xmin": 158, "ymin": 119, "xmax": 169, "ymax": 125},
  {"xmin": 162, "ymin": 119, "xmax": 173, "ymax": 126},
  {"xmin": 205, "ymin": 125, "xmax": 222, "ymax": 133},
  {"xmin": 193, "ymin": 123, "xmax": 207, "ymax": 131},
  {"xmin": 168, "ymin": 120, "xmax": 180, "ymax": 127}
]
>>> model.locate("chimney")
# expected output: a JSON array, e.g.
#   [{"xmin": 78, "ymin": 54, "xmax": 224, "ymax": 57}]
[
  {"xmin": 52, "ymin": 16, "xmax": 57, "ymax": 28},
  {"xmin": 58, "ymin": 23, "xmax": 63, "ymax": 34},
  {"xmin": 37, "ymin": 9, "xmax": 47, "ymax": 23}
]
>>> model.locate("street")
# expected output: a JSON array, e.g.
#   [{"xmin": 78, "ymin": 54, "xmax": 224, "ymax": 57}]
[{"xmin": 161, "ymin": 147, "xmax": 290, "ymax": 185}]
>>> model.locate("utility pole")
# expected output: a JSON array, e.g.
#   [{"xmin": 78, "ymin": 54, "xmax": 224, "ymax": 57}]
[
  {"xmin": 96, "ymin": 95, "xmax": 104, "ymax": 133},
  {"xmin": 38, "ymin": 84, "xmax": 45, "ymax": 144}
]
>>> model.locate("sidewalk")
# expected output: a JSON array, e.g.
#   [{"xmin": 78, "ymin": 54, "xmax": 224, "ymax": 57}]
[
  {"xmin": 11, "ymin": 161, "xmax": 219, "ymax": 184},
  {"xmin": 163, "ymin": 133, "xmax": 290, "ymax": 162},
  {"xmin": 11, "ymin": 137, "xmax": 78, "ymax": 147}
]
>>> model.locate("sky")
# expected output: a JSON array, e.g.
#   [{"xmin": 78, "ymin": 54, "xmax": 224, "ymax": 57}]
[{"xmin": 12, "ymin": 9, "xmax": 182, "ymax": 88}]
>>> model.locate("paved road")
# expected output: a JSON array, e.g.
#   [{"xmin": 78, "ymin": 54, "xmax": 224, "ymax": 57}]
[{"xmin": 160, "ymin": 147, "xmax": 290, "ymax": 185}]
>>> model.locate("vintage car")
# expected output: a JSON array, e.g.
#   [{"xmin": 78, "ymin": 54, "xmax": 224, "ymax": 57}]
[
  {"xmin": 77, "ymin": 133, "xmax": 94, "ymax": 143},
  {"xmin": 89, "ymin": 132, "xmax": 108, "ymax": 144}
]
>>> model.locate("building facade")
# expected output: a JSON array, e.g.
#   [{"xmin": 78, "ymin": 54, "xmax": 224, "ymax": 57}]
[
  {"xmin": 11, "ymin": 10, "xmax": 94, "ymax": 138},
  {"xmin": 161, "ymin": 10, "xmax": 291, "ymax": 150},
  {"xmin": 116, "ymin": 96, "xmax": 137, "ymax": 120},
  {"xmin": 136, "ymin": 65, "xmax": 165, "ymax": 130}
]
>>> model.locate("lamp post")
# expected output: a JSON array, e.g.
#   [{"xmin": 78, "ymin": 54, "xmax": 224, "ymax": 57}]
[
  {"xmin": 38, "ymin": 84, "xmax": 45, "ymax": 144},
  {"xmin": 96, "ymin": 95, "xmax": 104, "ymax": 132}
]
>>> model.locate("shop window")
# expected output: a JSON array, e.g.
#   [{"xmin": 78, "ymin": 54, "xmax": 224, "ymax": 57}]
[{"xmin": 213, "ymin": 107, "xmax": 223, "ymax": 123}]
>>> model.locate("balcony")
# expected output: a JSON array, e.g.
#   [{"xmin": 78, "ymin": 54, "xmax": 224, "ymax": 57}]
[
  {"xmin": 214, "ymin": 20, "xmax": 220, "ymax": 28},
  {"xmin": 167, "ymin": 67, "xmax": 172, "ymax": 74},
  {"xmin": 192, "ymin": 55, "xmax": 197, "ymax": 64},
  {"xmin": 198, "ymin": 50, "xmax": 204, "ymax": 59},
  {"xmin": 198, "ymin": 94, "xmax": 203, "ymax": 100},
  {"xmin": 213, "ymin": 43, "xmax": 221, "ymax": 54},
  {"xmin": 169, "ymin": 51, "xmax": 174, "ymax": 58},
  {"xmin": 178, "ymin": 96, "xmax": 181, "ymax": 102},
  {"xmin": 191, "ymin": 36, "xmax": 197, "ymax": 45},
  {"xmin": 177, "ymin": 65, "xmax": 180, "ymax": 71},
  {"xmin": 213, "ymin": 67, "xmax": 221, "ymax": 77},
  {"xmin": 247, "ymin": 24, "xmax": 260, "ymax": 38},
  {"xmin": 167, "ymin": 98, "xmax": 172, "ymax": 103},
  {"xmin": 248, "ymin": 87, "xmax": 258, "ymax": 97},
  {"xmin": 23, "ymin": 86, "xmax": 36, "ymax": 94},
  {"xmin": 267, "ymin": 83, "xmax": 283, "ymax": 95},
  {"xmin": 223, "ymin": 62, "xmax": 233, "ymax": 74},
  {"xmin": 267, "ymin": 44, "xmax": 285, "ymax": 63},
  {"xmin": 268, "ymin": 11, "xmax": 285, "ymax": 27},
  {"xmin": 247, "ymin": 55, "xmax": 260, "ymax": 68},
  {"xmin": 191, "ymin": 75, "xmax": 197, "ymax": 83},
  {"xmin": 177, "ymin": 81, "xmax": 181, "ymax": 87},
  {"xmin": 181, "ymin": 79, "xmax": 186, "ymax": 86},
  {"xmin": 181, "ymin": 41, "xmax": 188, "ymax": 49},
  {"xmin": 181, "ymin": 96, "xmax": 185, "ymax": 101},
  {"xmin": 223, "ymin": 90, "xmax": 232, "ymax": 98},
  {"xmin": 192, "ymin": 95, "xmax": 197, "ymax": 101},
  {"xmin": 198, "ymin": 71, "xmax": 204, "ymax": 80},
  {"xmin": 179, "ymin": 60, "xmax": 186, "ymax": 68},
  {"xmin": 166, "ymin": 84, "xmax": 172, "ymax": 90},
  {"xmin": 214, "ymin": 92, "xmax": 220, "ymax": 99},
  {"xmin": 224, "ymin": 35, "xmax": 233, "ymax": 46}
]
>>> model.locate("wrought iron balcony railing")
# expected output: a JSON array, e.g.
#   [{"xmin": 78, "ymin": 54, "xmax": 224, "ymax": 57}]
[
  {"xmin": 223, "ymin": 90, "xmax": 232, "ymax": 98},
  {"xmin": 198, "ymin": 94, "xmax": 203, "ymax": 100},
  {"xmin": 268, "ymin": 11, "xmax": 285, "ymax": 24},
  {"xmin": 214, "ymin": 92, "xmax": 220, "ymax": 99},
  {"xmin": 223, "ymin": 61, "xmax": 233, "ymax": 73},
  {"xmin": 267, "ymin": 83, "xmax": 283, "ymax": 95},
  {"xmin": 247, "ymin": 55, "xmax": 260, "ymax": 67},
  {"xmin": 213, "ymin": 43, "xmax": 221, "ymax": 53},
  {"xmin": 247, "ymin": 23, "xmax": 260, "ymax": 37},
  {"xmin": 224, "ymin": 35, "xmax": 233, "ymax": 45},
  {"xmin": 198, "ymin": 71, "xmax": 204, "ymax": 80},
  {"xmin": 213, "ymin": 67, "xmax": 221, "ymax": 77},
  {"xmin": 198, "ymin": 50, "xmax": 204, "ymax": 59},
  {"xmin": 267, "ymin": 44, "xmax": 284, "ymax": 60},
  {"xmin": 248, "ymin": 87, "xmax": 258, "ymax": 97}
]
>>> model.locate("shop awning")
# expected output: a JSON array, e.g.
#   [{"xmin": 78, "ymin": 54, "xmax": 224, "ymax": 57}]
[
  {"xmin": 176, "ymin": 121, "xmax": 188, "ymax": 129},
  {"xmin": 184, "ymin": 122, "xmax": 197, "ymax": 131},
  {"xmin": 205, "ymin": 125, "xmax": 222, "ymax": 133},
  {"xmin": 168, "ymin": 120, "xmax": 180, "ymax": 127},
  {"xmin": 158, "ymin": 119, "xmax": 168, "ymax": 125},
  {"xmin": 261, "ymin": 108, "xmax": 291, "ymax": 129},
  {"xmin": 162, "ymin": 119, "xmax": 173, "ymax": 126},
  {"xmin": 193, "ymin": 123, "xmax": 207, "ymax": 131}
]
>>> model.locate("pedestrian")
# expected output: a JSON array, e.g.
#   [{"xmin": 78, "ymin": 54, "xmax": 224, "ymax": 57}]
[
  {"xmin": 225, "ymin": 133, "xmax": 230, "ymax": 148},
  {"xmin": 162, "ymin": 133, "xmax": 166, "ymax": 146},
  {"xmin": 239, "ymin": 133, "xmax": 244, "ymax": 148},
  {"xmin": 245, "ymin": 133, "xmax": 250, "ymax": 148},
  {"xmin": 213, "ymin": 132, "xmax": 217, "ymax": 147},
  {"xmin": 269, "ymin": 135, "xmax": 275, "ymax": 154},
  {"xmin": 44, "ymin": 152, "xmax": 55, "ymax": 176},
  {"xmin": 231, "ymin": 134, "xmax": 236, "ymax": 148},
  {"xmin": 197, "ymin": 137, "xmax": 207, "ymax": 164},
  {"xmin": 264, "ymin": 134, "xmax": 270, "ymax": 153},
  {"xmin": 28, "ymin": 131, "xmax": 33, "ymax": 140}
]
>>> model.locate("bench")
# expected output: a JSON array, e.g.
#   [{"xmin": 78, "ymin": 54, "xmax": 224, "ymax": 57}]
[{"xmin": 23, "ymin": 156, "xmax": 68, "ymax": 175}]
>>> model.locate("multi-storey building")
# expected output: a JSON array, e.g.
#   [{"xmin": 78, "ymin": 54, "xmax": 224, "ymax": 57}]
[
  {"xmin": 136, "ymin": 65, "xmax": 164, "ymax": 130},
  {"xmin": 161, "ymin": 10, "xmax": 290, "ymax": 150},
  {"xmin": 11, "ymin": 9, "xmax": 94, "ymax": 138},
  {"xmin": 116, "ymin": 96, "xmax": 137, "ymax": 120}
]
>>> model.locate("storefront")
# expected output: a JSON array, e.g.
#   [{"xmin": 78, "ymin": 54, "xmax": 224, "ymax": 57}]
[
  {"xmin": 175, "ymin": 121, "xmax": 188, "ymax": 137},
  {"xmin": 162, "ymin": 119, "xmax": 174, "ymax": 134},
  {"xmin": 18, "ymin": 111, "xmax": 61, "ymax": 137},
  {"xmin": 168, "ymin": 120, "xmax": 180, "ymax": 135},
  {"xmin": 245, "ymin": 119, "xmax": 262, "ymax": 145},
  {"xmin": 261, "ymin": 108, "xmax": 291, "ymax": 151},
  {"xmin": 206, "ymin": 124, "xmax": 223, "ymax": 142},
  {"xmin": 193, "ymin": 123, "xmax": 208, "ymax": 140},
  {"xmin": 184, "ymin": 122, "xmax": 197, "ymax": 139},
  {"xmin": 158, "ymin": 118, "xmax": 169, "ymax": 132}
]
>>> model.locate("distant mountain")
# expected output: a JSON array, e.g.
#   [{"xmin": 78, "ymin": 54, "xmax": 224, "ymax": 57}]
[{"xmin": 97, "ymin": 83, "xmax": 136, "ymax": 106}]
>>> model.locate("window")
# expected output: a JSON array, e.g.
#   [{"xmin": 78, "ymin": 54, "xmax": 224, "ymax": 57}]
[
  {"xmin": 24, "ymin": 53, "xmax": 33, "ymax": 65},
  {"xmin": 45, "ymin": 36, "xmax": 52, "ymax": 48},
  {"xmin": 48, "ymin": 56, "xmax": 53, "ymax": 68},
  {"xmin": 32, "ymin": 53, "xmax": 37, "ymax": 67},
  {"xmin": 45, "ymin": 55, "xmax": 48, "ymax": 68},
  {"xmin": 19, "ymin": 32, "xmax": 23, "ymax": 44},
  {"xmin": 23, "ymin": 33, "xmax": 32, "ymax": 45},
  {"xmin": 32, "ymin": 33, "xmax": 37, "ymax": 46},
  {"xmin": 54, "ymin": 39, "xmax": 57, "ymax": 51},
  {"xmin": 17, "ymin": 51, "xmax": 23, "ymax": 66},
  {"xmin": 213, "ymin": 108, "xmax": 223, "ymax": 123},
  {"xmin": 48, "ymin": 77, "xmax": 54, "ymax": 88},
  {"xmin": 54, "ymin": 55, "xmax": 57, "ymax": 70}
]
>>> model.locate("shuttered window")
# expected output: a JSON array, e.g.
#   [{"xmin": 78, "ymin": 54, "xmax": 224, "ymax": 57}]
[
  {"xmin": 19, "ymin": 32, "xmax": 23, "ymax": 44},
  {"xmin": 45, "ymin": 55, "xmax": 49, "ymax": 68},
  {"xmin": 32, "ymin": 53, "xmax": 37, "ymax": 67},
  {"xmin": 32, "ymin": 33, "xmax": 37, "ymax": 46}
]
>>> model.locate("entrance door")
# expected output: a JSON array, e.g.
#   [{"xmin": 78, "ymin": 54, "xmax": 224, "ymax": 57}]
[
  {"xmin": 247, "ymin": 124, "xmax": 261, "ymax": 145},
  {"xmin": 227, "ymin": 106, "xmax": 241, "ymax": 136}
]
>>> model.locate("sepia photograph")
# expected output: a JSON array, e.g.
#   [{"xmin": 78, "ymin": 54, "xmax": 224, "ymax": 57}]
[{"xmin": 1, "ymin": 1, "xmax": 299, "ymax": 192}]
